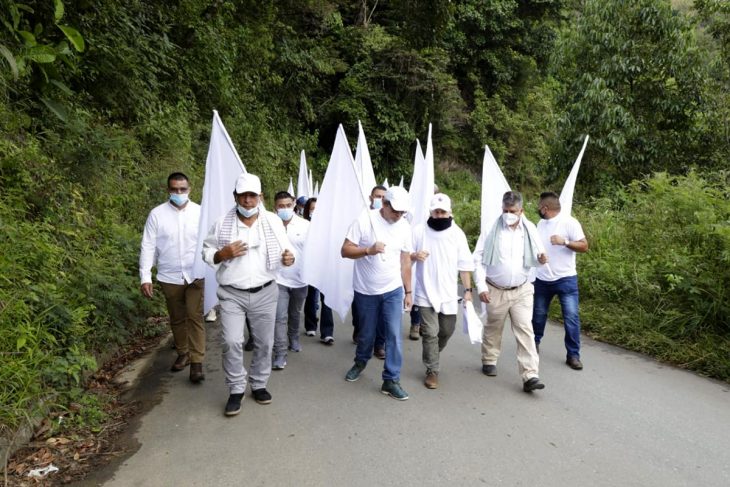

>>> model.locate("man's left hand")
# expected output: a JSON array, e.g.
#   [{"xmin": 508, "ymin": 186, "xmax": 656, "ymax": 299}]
[
  {"xmin": 403, "ymin": 293, "xmax": 413, "ymax": 311},
  {"xmin": 281, "ymin": 249, "xmax": 295, "ymax": 266},
  {"xmin": 537, "ymin": 253, "xmax": 548, "ymax": 265},
  {"xmin": 549, "ymin": 235, "xmax": 566, "ymax": 246}
]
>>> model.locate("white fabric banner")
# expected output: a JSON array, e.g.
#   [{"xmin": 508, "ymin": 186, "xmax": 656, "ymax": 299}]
[
  {"xmin": 462, "ymin": 300, "xmax": 483, "ymax": 344},
  {"xmin": 398, "ymin": 175, "xmax": 404, "ymax": 188},
  {"xmin": 287, "ymin": 177, "xmax": 294, "ymax": 196},
  {"xmin": 409, "ymin": 124, "xmax": 435, "ymax": 227},
  {"xmin": 302, "ymin": 125, "xmax": 366, "ymax": 320},
  {"xmin": 308, "ymin": 169, "xmax": 314, "ymax": 196},
  {"xmin": 560, "ymin": 135, "xmax": 589, "ymax": 217},
  {"xmin": 193, "ymin": 110, "xmax": 246, "ymax": 314},
  {"xmin": 480, "ymin": 144, "xmax": 511, "ymax": 234},
  {"xmin": 313, "ymin": 181, "xmax": 319, "ymax": 197},
  {"xmin": 297, "ymin": 150, "xmax": 310, "ymax": 199},
  {"xmin": 355, "ymin": 121, "xmax": 377, "ymax": 199}
]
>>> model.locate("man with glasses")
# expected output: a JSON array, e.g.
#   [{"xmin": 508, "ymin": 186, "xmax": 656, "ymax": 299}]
[
  {"xmin": 140, "ymin": 172, "xmax": 206, "ymax": 383},
  {"xmin": 341, "ymin": 186, "xmax": 414, "ymax": 401}
]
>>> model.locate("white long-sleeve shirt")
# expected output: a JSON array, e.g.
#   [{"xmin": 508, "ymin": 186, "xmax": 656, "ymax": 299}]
[
  {"xmin": 276, "ymin": 215, "xmax": 309, "ymax": 289},
  {"xmin": 139, "ymin": 201, "xmax": 203, "ymax": 285},
  {"xmin": 472, "ymin": 219, "xmax": 532, "ymax": 294}
]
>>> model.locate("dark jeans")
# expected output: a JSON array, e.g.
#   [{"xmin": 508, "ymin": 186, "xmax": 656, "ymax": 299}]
[
  {"xmin": 410, "ymin": 306, "xmax": 421, "ymax": 326},
  {"xmin": 304, "ymin": 286, "xmax": 334, "ymax": 339},
  {"xmin": 532, "ymin": 275, "xmax": 582, "ymax": 359},
  {"xmin": 352, "ymin": 297, "xmax": 386, "ymax": 350},
  {"xmin": 353, "ymin": 288, "xmax": 404, "ymax": 380}
]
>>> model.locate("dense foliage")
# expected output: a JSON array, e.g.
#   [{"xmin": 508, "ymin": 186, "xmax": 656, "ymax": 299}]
[{"xmin": 1, "ymin": 0, "xmax": 729, "ymax": 430}]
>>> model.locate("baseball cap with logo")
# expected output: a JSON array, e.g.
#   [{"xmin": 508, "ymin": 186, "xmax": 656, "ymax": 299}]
[
  {"xmin": 235, "ymin": 173, "xmax": 262, "ymax": 194},
  {"xmin": 429, "ymin": 193, "xmax": 452, "ymax": 213}
]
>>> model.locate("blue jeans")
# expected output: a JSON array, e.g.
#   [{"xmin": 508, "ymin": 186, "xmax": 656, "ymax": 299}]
[
  {"xmin": 532, "ymin": 275, "xmax": 581, "ymax": 359},
  {"xmin": 353, "ymin": 288, "xmax": 404, "ymax": 381},
  {"xmin": 352, "ymin": 298, "xmax": 386, "ymax": 350}
]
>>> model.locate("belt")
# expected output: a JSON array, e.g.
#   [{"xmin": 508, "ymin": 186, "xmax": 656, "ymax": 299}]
[
  {"xmin": 486, "ymin": 278, "xmax": 526, "ymax": 291},
  {"xmin": 231, "ymin": 280, "xmax": 274, "ymax": 294}
]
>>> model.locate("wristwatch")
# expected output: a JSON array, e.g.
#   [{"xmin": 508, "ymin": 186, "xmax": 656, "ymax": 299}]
[{"xmin": 564, "ymin": 239, "xmax": 570, "ymax": 247}]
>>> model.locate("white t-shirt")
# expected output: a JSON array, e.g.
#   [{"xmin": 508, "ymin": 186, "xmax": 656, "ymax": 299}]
[
  {"xmin": 345, "ymin": 209, "xmax": 413, "ymax": 295},
  {"xmin": 535, "ymin": 213, "xmax": 586, "ymax": 281},
  {"xmin": 412, "ymin": 223, "xmax": 474, "ymax": 315},
  {"xmin": 276, "ymin": 215, "xmax": 309, "ymax": 288}
]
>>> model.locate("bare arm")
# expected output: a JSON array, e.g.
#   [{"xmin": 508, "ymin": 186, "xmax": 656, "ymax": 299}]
[
  {"xmin": 341, "ymin": 239, "xmax": 383, "ymax": 259},
  {"xmin": 401, "ymin": 251, "xmax": 412, "ymax": 310}
]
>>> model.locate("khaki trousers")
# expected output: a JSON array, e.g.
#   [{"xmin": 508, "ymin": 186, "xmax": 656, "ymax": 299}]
[
  {"xmin": 481, "ymin": 281, "xmax": 539, "ymax": 382},
  {"xmin": 159, "ymin": 279, "xmax": 205, "ymax": 363}
]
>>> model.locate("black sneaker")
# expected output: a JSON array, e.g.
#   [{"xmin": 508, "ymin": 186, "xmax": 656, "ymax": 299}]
[
  {"xmin": 523, "ymin": 377, "xmax": 545, "ymax": 392},
  {"xmin": 224, "ymin": 393, "xmax": 244, "ymax": 416},
  {"xmin": 252, "ymin": 388, "xmax": 272, "ymax": 405},
  {"xmin": 345, "ymin": 361, "xmax": 366, "ymax": 382}
]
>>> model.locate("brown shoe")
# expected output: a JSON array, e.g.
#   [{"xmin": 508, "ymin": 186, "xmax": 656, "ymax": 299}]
[
  {"xmin": 424, "ymin": 371, "xmax": 439, "ymax": 389},
  {"xmin": 374, "ymin": 347, "xmax": 386, "ymax": 360},
  {"xmin": 189, "ymin": 363, "xmax": 205, "ymax": 383},
  {"xmin": 409, "ymin": 325, "xmax": 420, "ymax": 341},
  {"xmin": 171, "ymin": 353, "xmax": 190, "ymax": 372},
  {"xmin": 566, "ymin": 357, "xmax": 583, "ymax": 370}
]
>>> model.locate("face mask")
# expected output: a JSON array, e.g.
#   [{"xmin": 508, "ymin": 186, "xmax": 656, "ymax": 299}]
[
  {"xmin": 169, "ymin": 193, "xmax": 189, "ymax": 206},
  {"xmin": 427, "ymin": 216, "xmax": 453, "ymax": 231},
  {"xmin": 502, "ymin": 212, "xmax": 520, "ymax": 226},
  {"xmin": 538, "ymin": 208, "xmax": 548, "ymax": 219},
  {"xmin": 372, "ymin": 197, "xmax": 383, "ymax": 210},
  {"xmin": 277, "ymin": 208, "xmax": 294, "ymax": 221},
  {"xmin": 237, "ymin": 205, "xmax": 259, "ymax": 218}
]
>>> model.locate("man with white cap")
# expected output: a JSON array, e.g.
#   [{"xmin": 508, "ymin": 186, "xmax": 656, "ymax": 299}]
[
  {"xmin": 411, "ymin": 193, "xmax": 475, "ymax": 389},
  {"xmin": 202, "ymin": 173, "xmax": 296, "ymax": 416},
  {"xmin": 341, "ymin": 186, "xmax": 414, "ymax": 401}
]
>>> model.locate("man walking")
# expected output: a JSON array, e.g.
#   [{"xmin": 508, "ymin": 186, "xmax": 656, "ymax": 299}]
[
  {"xmin": 532, "ymin": 192, "xmax": 589, "ymax": 370},
  {"xmin": 272, "ymin": 191, "xmax": 310, "ymax": 369},
  {"xmin": 140, "ymin": 172, "xmax": 206, "ymax": 383},
  {"xmin": 412, "ymin": 193, "xmax": 474, "ymax": 389},
  {"xmin": 473, "ymin": 191, "xmax": 548, "ymax": 392},
  {"xmin": 202, "ymin": 173, "xmax": 295, "ymax": 416},
  {"xmin": 341, "ymin": 186, "xmax": 413, "ymax": 400}
]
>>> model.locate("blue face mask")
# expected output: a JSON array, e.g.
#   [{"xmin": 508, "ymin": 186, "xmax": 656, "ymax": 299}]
[
  {"xmin": 277, "ymin": 208, "xmax": 294, "ymax": 221},
  {"xmin": 372, "ymin": 197, "xmax": 383, "ymax": 209},
  {"xmin": 169, "ymin": 193, "xmax": 189, "ymax": 206},
  {"xmin": 237, "ymin": 205, "xmax": 259, "ymax": 218}
]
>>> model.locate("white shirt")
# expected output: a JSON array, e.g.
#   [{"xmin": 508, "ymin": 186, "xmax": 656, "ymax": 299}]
[
  {"xmin": 473, "ymin": 219, "xmax": 532, "ymax": 294},
  {"xmin": 413, "ymin": 223, "xmax": 474, "ymax": 315},
  {"xmin": 276, "ymin": 215, "xmax": 309, "ymax": 288},
  {"xmin": 202, "ymin": 211, "xmax": 293, "ymax": 289},
  {"xmin": 346, "ymin": 209, "xmax": 413, "ymax": 295},
  {"xmin": 536, "ymin": 213, "xmax": 585, "ymax": 281},
  {"xmin": 139, "ymin": 201, "xmax": 203, "ymax": 285}
]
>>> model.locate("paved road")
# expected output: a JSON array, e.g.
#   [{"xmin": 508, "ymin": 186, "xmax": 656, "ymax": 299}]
[{"xmin": 81, "ymin": 312, "xmax": 730, "ymax": 487}]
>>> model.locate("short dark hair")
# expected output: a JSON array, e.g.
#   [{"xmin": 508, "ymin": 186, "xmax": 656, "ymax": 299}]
[
  {"xmin": 303, "ymin": 197, "xmax": 317, "ymax": 220},
  {"xmin": 274, "ymin": 191, "xmax": 294, "ymax": 202},
  {"xmin": 502, "ymin": 191, "xmax": 523, "ymax": 209},
  {"xmin": 539, "ymin": 191, "xmax": 561, "ymax": 210},
  {"xmin": 371, "ymin": 185, "xmax": 387, "ymax": 195},
  {"xmin": 167, "ymin": 172, "xmax": 189, "ymax": 187}
]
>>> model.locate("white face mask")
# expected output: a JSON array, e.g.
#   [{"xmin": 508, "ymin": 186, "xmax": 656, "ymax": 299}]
[
  {"xmin": 502, "ymin": 212, "xmax": 520, "ymax": 226},
  {"xmin": 237, "ymin": 205, "xmax": 259, "ymax": 218}
]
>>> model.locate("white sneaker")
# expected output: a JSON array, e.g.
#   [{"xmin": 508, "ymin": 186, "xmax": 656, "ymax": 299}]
[
  {"xmin": 305, "ymin": 330, "xmax": 316, "ymax": 337},
  {"xmin": 205, "ymin": 309, "xmax": 217, "ymax": 322}
]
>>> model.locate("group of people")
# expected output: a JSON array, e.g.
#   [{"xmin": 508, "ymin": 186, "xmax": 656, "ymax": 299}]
[{"xmin": 139, "ymin": 171, "xmax": 588, "ymax": 416}]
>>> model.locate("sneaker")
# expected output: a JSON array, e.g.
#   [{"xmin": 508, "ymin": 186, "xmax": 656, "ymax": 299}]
[
  {"xmin": 272, "ymin": 354, "xmax": 287, "ymax": 370},
  {"xmin": 204, "ymin": 308, "xmax": 217, "ymax": 322},
  {"xmin": 252, "ymin": 388, "xmax": 272, "ymax": 404},
  {"xmin": 345, "ymin": 361, "xmax": 366, "ymax": 382},
  {"xmin": 523, "ymin": 377, "xmax": 545, "ymax": 392},
  {"xmin": 224, "ymin": 393, "xmax": 244, "ymax": 416},
  {"xmin": 288, "ymin": 336, "xmax": 302, "ymax": 352},
  {"xmin": 424, "ymin": 370, "xmax": 439, "ymax": 389},
  {"xmin": 409, "ymin": 325, "xmax": 420, "ymax": 341},
  {"xmin": 374, "ymin": 347, "xmax": 386, "ymax": 360},
  {"xmin": 482, "ymin": 364, "xmax": 497, "ymax": 376},
  {"xmin": 321, "ymin": 336, "xmax": 334, "ymax": 346},
  {"xmin": 381, "ymin": 379, "xmax": 409, "ymax": 400},
  {"xmin": 305, "ymin": 330, "xmax": 316, "ymax": 337},
  {"xmin": 566, "ymin": 357, "xmax": 583, "ymax": 370}
]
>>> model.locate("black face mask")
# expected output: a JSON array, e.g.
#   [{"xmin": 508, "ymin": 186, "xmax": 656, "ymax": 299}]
[
  {"xmin": 427, "ymin": 216, "xmax": 453, "ymax": 231},
  {"xmin": 538, "ymin": 210, "xmax": 548, "ymax": 219}
]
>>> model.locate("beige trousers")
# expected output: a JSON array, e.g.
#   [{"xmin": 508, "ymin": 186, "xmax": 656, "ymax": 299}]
[
  {"xmin": 159, "ymin": 279, "xmax": 206, "ymax": 363},
  {"xmin": 481, "ymin": 281, "xmax": 539, "ymax": 382}
]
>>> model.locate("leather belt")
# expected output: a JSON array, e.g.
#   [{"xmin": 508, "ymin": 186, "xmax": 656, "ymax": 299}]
[
  {"xmin": 486, "ymin": 278, "xmax": 526, "ymax": 291},
  {"xmin": 231, "ymin": 280, "xmax": 274, "ymax": 294}
]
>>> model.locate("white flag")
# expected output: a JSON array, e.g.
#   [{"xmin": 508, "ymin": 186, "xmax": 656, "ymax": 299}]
[
  {"xmin": 409, "ymin": 124, "xmax": 435, "ymax": 227},
  {"xmin": 302, "ymin": 125, "xmax": 365, "ymax": 320},
  {"xmin": 398, "ymin": 176, "xmax": 404, "ymax": 188},
  {"xmin": 560, "ymin": 135, "xmax": 589, "ymax": 217},
  {"xmin": 313, "ymin": 181, "xmax": 320, "ymax": 197},
  {"xmin": 308, "ymin": 169, "xmax": 314, "ymax": 196},
  {"xmin": 287, "ymin": 177, "xmax": 294, "ymax": 196},
  {"xmin": 354, "ymin": 120, "xmax": 377, "ymax": 199},
  {"xmin": 383, "ymin": 178, "xmax": 389, "ymax": 189},
  {"xmin": 193, "ymin": 111, "xmax": 246, "ymax": 314},
  {"xmin": 297, "ymin": 150, "xmax": 310, "ymax": 199},
  {"xmin": 480, "ymin": 144, "xmax": 511, "ymax": 234}
]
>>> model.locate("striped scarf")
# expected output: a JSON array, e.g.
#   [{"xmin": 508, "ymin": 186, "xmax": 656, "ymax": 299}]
[{"xmin": 217, "ymin": 207, "xmax": 281, "ymax": 271}]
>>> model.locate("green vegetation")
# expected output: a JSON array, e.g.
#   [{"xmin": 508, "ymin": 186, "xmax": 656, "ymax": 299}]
[{"xmin": 1, "ymin": 0, "xmax": 729, "ymax": 432}]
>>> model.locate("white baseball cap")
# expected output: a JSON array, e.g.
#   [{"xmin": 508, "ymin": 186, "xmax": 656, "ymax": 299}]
[
  {"xmin": 384, "ymin": 186, "xmax": 411, "ymax": 212},
  {"xmin": 235, "ymin": 173, "xmax": 262, "ymax": 194},
  {"xmin": 429, "ymin": 193, "xmax": 452, "ymax": 213}
]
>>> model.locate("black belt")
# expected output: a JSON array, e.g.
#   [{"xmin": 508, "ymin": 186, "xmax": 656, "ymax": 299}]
[
  {"xmin": 231, "ymin": 280, "xmax": 274, "ymax": 294},
  {"xmin": 486, "ymin": 278, "xmax": 526, "ymax": 291}
]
